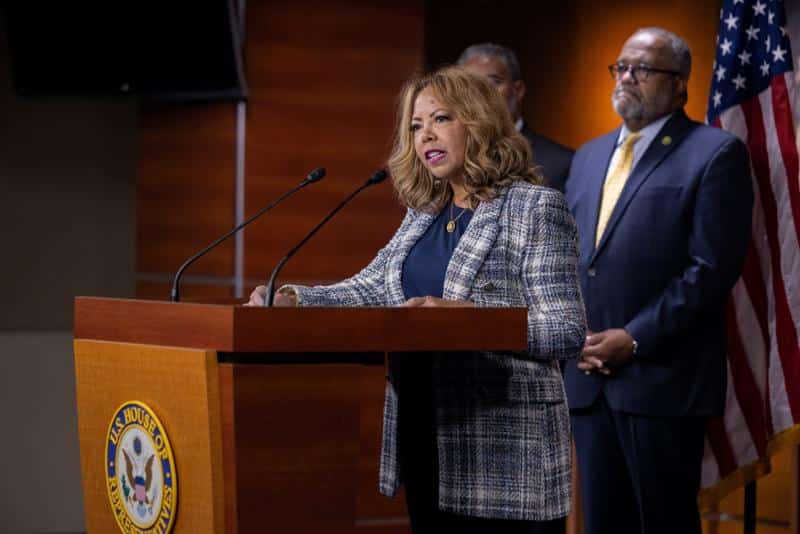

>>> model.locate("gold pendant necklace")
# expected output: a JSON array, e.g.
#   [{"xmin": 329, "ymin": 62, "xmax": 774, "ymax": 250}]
[{"xmin": 446, "ymin": 202, "xmax": 467, "ymax": 233}]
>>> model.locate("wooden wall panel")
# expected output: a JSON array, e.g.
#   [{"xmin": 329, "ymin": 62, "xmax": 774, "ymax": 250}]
[
  {"xmin": 243, "ymin": 0, "xmax": 423, "ymax": 283},
  {"xmin": 138, "ymin": 103, "xmax": 236, "ymax": 280},
  {"xmin": 137, "ymin": 1, "xmax": 424, "ymax": 296},
  {"xmin": 136, "ymin": 281, "xmax": 234, "ymax": 301}
]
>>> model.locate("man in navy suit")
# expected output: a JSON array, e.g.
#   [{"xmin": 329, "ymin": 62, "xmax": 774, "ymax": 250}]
[
  {"xmin": 564, "ymin": 27, "xmax": 753, "ymax": 534},
  {"xmin": 459, "ymin": 43, "xmax": 574, "ymax": 192}
]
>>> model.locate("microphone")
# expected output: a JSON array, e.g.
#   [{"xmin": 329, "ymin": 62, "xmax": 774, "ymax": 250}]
[
  {"xmin": 263, "ymin": 169, "xmax": 389, "ymax": 307},
  {"xmin": 170, "ymin": 167, "xmax": 326, "ymax": 302}
]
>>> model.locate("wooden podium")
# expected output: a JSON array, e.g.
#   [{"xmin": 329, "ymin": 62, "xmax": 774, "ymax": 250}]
[{"xmin": 73, "ymin": 297, "xmax": 527, "ymax": 533}]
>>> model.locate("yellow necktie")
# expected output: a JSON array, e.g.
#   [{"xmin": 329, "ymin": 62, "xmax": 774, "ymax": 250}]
[{"xmin": 595, "ymin": 132, "xmax": 642, "ymax": 245}]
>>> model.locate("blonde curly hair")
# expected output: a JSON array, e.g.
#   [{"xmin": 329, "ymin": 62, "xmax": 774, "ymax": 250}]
[{"xmin": 388, "ymin": 66, "xmax": 542, "ymax": 212}]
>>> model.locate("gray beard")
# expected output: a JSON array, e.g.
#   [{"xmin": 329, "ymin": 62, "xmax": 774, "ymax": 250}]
[{"xmin": 612, "ymin": 93, "xmax": 644, "ymax": 123}]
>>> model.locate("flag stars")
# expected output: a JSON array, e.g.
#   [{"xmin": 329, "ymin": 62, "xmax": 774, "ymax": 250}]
[
  {"xmin": 738, "ymin": 49, "xmax": 752, "ymax": 65},
  {"xmin": 752, "ymin": 0, "xmax": 767, "ymax": 16},
  {"xmin": 760, "ymin": 61, "xmax": 770, "ymax": 76},
  {"xmin": 720, "ymin": 38, "xmax": 734, "ymax": 55},
  {"xmin": 732, "ymin": 74, "xmax": 747, "ymax": 90},
  {"xmin": 768, "ymin": 11, "xmax": 775, "ymax": 25},
  {"xmin": 716, "ymin": 64, "xmax": 727, "ymax": 81},
  {"xmin": 733, "ymin": 0, "xmax": 744, "ymax": 4},
  {"xmin": 766, "ymin": 35, "xmax": 771, "ymax": 52},
  {"xmin": 724, "ymin": 13, "xmax": 739, "ymax": 30},
  {"xmin": 713, "ymin": 91, "xmax": 723, "ymax": 108},
  {"xmin": 745, "ymin": 26, "xmax": 760, "ymax": 41},
  {"xmin": 780, "ymin": 26, "xmax": 788, "ymax": 37},
  {"xmin": 772, "ymin": 45, "xmax": 787, "ymax": 63}
]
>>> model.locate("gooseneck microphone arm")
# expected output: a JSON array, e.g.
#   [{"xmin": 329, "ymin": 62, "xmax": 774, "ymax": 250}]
[
  {"xmin": 264, "ymin": 169, "xmax": 388, "ymax": 307},
  {"xmin": 170, "ymin": 167, "xmax": 326, "ymax": 302}
]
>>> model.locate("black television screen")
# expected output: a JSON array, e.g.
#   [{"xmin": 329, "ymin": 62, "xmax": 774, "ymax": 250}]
[{"xmin": 3, "ymin": 1, "xmax": 247, "ymax": 101}]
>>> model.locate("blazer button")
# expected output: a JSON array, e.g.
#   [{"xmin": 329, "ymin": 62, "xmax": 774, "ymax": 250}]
[
  {"xmin": 587, "ymin": 267, "xmax": 597, "ymax": 277},
  {"xmin": 482, "ymin": 282, "xmax": 496, "ymax": 292}
]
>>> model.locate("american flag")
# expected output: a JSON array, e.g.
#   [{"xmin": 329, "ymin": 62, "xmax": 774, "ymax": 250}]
[{"xmin": 700, "ymin": 0, "xmax": 800, "ymax": 506}]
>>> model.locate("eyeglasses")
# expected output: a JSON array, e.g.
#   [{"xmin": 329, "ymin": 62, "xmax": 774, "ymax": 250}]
[{"xmin": 608, "ymin": 62, "xmax": 681, "ymax": 82}]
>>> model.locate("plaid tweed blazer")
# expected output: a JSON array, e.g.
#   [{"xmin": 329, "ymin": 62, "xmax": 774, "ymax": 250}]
[{"xmin": 285, "ymin": 181, "xmax": 586, "ymax": 520}]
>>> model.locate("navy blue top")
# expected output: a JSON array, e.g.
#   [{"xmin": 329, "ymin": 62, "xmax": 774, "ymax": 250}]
[{"xmin": 401, "ymin": 203, "xmax": 473, "ymax": 299}]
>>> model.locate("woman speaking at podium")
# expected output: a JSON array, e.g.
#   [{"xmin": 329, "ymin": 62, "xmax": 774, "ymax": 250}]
[{"xmin": 248, "ymin": 66, "xmax": 585, "ymax": 533}]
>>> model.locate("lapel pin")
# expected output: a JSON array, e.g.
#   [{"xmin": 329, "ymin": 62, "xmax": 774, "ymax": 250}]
[{"xmin": 661, "ymin": 135, "xmax": 673, "ymax": 146}]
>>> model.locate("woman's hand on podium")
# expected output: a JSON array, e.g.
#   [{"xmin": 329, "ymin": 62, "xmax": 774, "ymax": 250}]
[
  {"xmin": 401, "ymin": 296, "xmax": 475, "ymax": 307},
  {"xmin": 244, "ymin": 286, "xmax": 298, "ymax": 307},
  {"xmin": 244, "ymin": 286, "xmax": 267, "ymax": 306}
]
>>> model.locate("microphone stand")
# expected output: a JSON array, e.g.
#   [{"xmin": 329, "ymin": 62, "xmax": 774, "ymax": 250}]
[
  {"xmin": 264, "ymin": 169, "xmax": 388, "ymax": 307},
  {"xmin": 170, "ymin": 167, "xmax": 325, "ymax": 302}
]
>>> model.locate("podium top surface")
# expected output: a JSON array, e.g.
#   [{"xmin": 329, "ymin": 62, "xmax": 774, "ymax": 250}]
[{"xmin": 74, "ymin": 297, "xmax": 528, "ymax": 353}]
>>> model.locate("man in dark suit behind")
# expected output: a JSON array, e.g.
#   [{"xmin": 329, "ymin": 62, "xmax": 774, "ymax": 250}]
[
  {"xmin": 563, "ymin": 27, "xmax": 753, "ymax": 534},
  {"xmin": 459, "ymin": 43, "xmax": 574, "ymax": 191}
]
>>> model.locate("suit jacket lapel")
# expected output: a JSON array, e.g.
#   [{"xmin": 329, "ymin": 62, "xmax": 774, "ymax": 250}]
[
  {"xmin": 442, "ymin": 190, "xmax": 506, "ymax": 301},
  {"xmin": 385, "ymin": 211, "xmax": 435, "ymax": 305},
  {"xmin": 591, "ymin": 111, "xmax": 695, "ymax": 263},
  {"xmin": 583, "ymin": 130, "xmax": 620, "ymax": 263}
]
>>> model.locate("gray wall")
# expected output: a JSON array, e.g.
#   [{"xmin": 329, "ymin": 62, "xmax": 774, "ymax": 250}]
[{"xmin": 0, "ymin": 10, "xmax": 137, "ymax": 533}]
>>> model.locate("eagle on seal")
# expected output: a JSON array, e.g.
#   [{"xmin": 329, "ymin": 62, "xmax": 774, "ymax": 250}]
[{"xmin": 122, "ymin": 437, "xmax": 155, "ymax": 505}]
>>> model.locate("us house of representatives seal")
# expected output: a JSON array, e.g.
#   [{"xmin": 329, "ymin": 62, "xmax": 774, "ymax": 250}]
[{"xmin": 105, "ymin": 401, "xmax": 177, "ymax": 533}]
